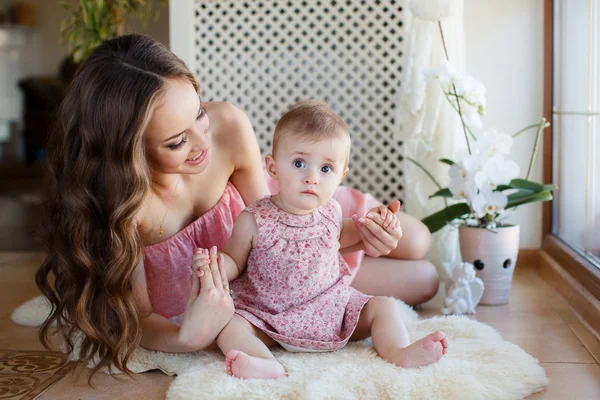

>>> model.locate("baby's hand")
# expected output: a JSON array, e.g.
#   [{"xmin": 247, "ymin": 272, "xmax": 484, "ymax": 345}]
[
  {"xmin": 366, "ymin": 205, "xmax": 401, "ymax": 232},
  {"xmin": 191, "ymin": 247, "xmax": 210, "ymax": 278}
]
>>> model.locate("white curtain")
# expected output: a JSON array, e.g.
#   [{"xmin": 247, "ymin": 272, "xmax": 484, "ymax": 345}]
[{"xmin": 397, "ymin": 0, "xmax": 465, "ymax": 306}]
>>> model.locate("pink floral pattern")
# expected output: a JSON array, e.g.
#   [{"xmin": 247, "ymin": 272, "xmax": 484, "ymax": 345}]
[{"xmin": 230, "ymin": 197, "xmax": 372, "ymax": 351}]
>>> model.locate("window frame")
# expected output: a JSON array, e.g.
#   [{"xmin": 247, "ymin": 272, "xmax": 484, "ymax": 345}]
[{"xmin": 543, "ymin": 0, "xmax": 600, "ymax": 300}]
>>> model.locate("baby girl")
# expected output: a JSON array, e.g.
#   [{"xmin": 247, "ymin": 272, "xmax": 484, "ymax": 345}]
[{"xmin": 192, "ymin": 100, "xmax": 448, "ymax": 379}]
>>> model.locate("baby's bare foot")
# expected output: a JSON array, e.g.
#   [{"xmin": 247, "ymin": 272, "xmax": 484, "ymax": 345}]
[
  {"xmin": 225, "ymin": 349, "xmax": 286, "ymax": 379},
  {"xmin": 393, "ymin": 331, "xmax": 448, "ymax": 368}
]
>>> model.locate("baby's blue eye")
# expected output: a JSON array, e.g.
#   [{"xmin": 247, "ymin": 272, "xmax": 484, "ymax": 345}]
[
  {"xmin": 293, "ymin": 160, "xmax": 305, "ymax": 168},
  {"xmin": 321, "ymin": 165, "xmax": 333, "ymax": 173}
]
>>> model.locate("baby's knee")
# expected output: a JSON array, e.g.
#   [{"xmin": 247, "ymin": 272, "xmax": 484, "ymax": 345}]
[
  {"xmin": 404, "ymin": 226, "xmax": 432, "ymax": 260},
  {"xmin": 365, "ymin": 296, "xmax": 398, "ymax": 320}
]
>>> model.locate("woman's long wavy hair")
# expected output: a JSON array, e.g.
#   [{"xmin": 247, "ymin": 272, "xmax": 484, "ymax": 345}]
[{"xmin": 35, "ymin": 34, "xmax": 198, "ymax": 382}]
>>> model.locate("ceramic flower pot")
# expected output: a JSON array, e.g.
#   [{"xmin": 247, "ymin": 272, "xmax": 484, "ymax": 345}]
[{"xmin": 459, "ymin": 225, "xmax": 520, "ymax": 305}]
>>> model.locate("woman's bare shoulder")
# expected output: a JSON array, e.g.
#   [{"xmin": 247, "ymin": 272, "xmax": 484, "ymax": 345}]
[
  {"xmin": 205, "ymin": 101, "xmax": 256, "ymax": 152},
  {"xmin": 204, "ymin": 101, "xmax": 268, "ymax": 205}
]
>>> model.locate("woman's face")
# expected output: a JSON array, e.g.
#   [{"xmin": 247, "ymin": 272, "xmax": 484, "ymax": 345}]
[{"xmin": 145, "ymin": 78, "xmax": 211, "ymax": 175}]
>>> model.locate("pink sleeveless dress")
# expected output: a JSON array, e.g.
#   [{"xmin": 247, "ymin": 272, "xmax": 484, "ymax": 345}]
[
  {"xmin": 143, "ymin": 182, "xmax": 246, "ymax": 319},
  {"xmin": 143, "ymin": 181, "xmax": 380, "ymax": 320},
  {"xmin": 230, "ymin": 197, "xmax": 372, "ymax": 351}
]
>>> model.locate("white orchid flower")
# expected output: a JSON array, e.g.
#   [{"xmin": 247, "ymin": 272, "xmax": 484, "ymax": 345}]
[
  {"xmin": 453, "ymin": 75, "xmax": 487, "ymax": 116},
  {"xmin": 422, "ymin": 62, "xmax": 487, "ymax": 129},
  {"xmin": 445, "ymin": 90, "xmax": 484, "ymax": 129},
  {"xmin": 474, "ymin": 156, "xmax": 520, "ymax": 190},
  {"xmin": 422, "ymin": 61, "xmax": 456, "ymax": 85},
  {"xmin": 474, "ymin": 169, "xmax": 493, "ymax": 190},
  {"xmin": 448, "ymin": 163, "xmax": 478, "ymax": 201},
  {"xmin": 474, "ymin": 128, "xmax": 513, "ymax": 158},
  {"xmin": 449, "ymin": 177, "xmax": 478, "ymax": 201},
  {"xmin": 485, "ymin": 155, "xmax": 520, "ymax": 186},
  {"xmin": 462, "ymin": 153, "xmax": 485, "ymax": 174},
  {"xmin": 465, "ymin": 217, "xmax": 480, "ymax": 227},
  {"xmin": 459, "ymin": 102, "xmax": 483, "ymax": 129},
  {"xmin": 449, "ymin": 162, "xmax": 468, "ymax": 180},
  {"xmin": 472, "ymin": 189, "xmax": 508, "ymax": 218}
]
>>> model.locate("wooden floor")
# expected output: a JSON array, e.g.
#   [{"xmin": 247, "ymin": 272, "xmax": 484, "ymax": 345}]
[{"xmin": 1, "ymin": 252, "xmax": 600, "ymax": 399}]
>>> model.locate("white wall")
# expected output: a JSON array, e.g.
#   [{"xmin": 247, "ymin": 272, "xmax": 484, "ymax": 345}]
[{"xmin": 464, "ymin": 0, "xmax": 545, "ymax": 248}]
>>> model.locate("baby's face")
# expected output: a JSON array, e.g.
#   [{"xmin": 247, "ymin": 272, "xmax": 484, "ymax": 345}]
[{"xmin": 271, "ymin": 133, "xmax": 350, "ymax": 214}]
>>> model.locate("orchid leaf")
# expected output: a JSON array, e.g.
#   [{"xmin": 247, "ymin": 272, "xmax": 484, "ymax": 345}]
[
  {"xmin": 422, "ymin": 203, "xmax": 471, "ymax": 233},
  {"xmin": 508, "ymin": 179, "xmax": 546, "ymax": 192},
  {"xmin": 429, "ymin": 188, "xmax": 453, "ymax": 198},
  {"xmin": 506, "ymin": 191, "xmax": 553, "ymax": 209},
  {"xmin": 496, "ymin": 184, "xmax": 516, "ymax": 192}
]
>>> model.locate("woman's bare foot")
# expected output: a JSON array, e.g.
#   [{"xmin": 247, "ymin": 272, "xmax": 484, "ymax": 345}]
[
  {"xmin": 392, "ymin": 331, "xmax": 448, "ymax": 368},
  {"xmin": 225, "ymin": 349, "xmax": 286, "ymax": 379}
]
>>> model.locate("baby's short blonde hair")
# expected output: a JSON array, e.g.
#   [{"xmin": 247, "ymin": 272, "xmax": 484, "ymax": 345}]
[{"xmin": 272, "ymin": 100, "xmax": 351, "ymax": 164}]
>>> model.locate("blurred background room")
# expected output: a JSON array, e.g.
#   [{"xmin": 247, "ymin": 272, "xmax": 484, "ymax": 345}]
[{"xmin": 0, "ymin": 0, "xmax": 168, "ymax": 250}]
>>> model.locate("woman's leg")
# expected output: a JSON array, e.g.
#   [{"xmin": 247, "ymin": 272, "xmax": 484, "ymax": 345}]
[
  {"xmin": 389, "ymin": 210, "xmax": 432, "ymax": 260},
  {"xmin": 217, "ymin": 314, "xmax": 285, "ymax": 379},
  {"xmin": 351, "ymin": 210, "xmax": 440, "ymax": 305}
]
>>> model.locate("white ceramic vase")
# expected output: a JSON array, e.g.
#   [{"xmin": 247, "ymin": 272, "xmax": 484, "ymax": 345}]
[{"xmin": 459, "ymin": 225, "xmax": 520, "ymax": 305}]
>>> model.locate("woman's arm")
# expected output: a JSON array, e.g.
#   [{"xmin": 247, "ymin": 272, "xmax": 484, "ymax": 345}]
[
  {"xmin": 139, "ymin": 314, "xmax": 202, "ymax": 352},
  {"xmin": 132, "ymin": 260, "xmax": 196, "ymax": 351},
  {"xmin": 132, "ymin": 251, "xmax": 234, "ymax": 352}
]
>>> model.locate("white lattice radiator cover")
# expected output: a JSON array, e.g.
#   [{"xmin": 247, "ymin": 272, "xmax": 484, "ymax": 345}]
[{"xmin": 192, "ymin": 0, "xmax": 406, "ymax": 204}]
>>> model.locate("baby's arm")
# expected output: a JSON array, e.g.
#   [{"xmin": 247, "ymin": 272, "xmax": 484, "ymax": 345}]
[
  {"xmin": 219, "ymin": 211, "xmax": 258, "ymax": 281},
  {"xmin": 339, "ymin": 218, "xmax": 363, "ymax": 249},
  {"xmin": 192, "ymin": 211, "xmax": 257, "ymax": 281},
  {"xmin": 335, "ymin": 198, "xmax": 362, "ymax": 248}
]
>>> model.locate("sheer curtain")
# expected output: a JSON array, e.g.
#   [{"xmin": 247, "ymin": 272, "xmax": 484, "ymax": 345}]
[{"xmin": 397, "ymin": 0, "xmax": 465, "ymax": 305}]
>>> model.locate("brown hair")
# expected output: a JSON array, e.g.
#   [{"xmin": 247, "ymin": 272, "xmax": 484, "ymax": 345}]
[
  {"xmin": 272, "ymin": 100, "xmax": 350, "ymax": 161},
  {"xmin": 35, "ymin": 34, "xmax": 198, "ymax": 382}
]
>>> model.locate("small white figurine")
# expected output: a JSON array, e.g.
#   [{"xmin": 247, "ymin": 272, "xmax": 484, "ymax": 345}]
[{"xmin": 441, "ymin": 262, "xmax": 485, "ymax": 315}]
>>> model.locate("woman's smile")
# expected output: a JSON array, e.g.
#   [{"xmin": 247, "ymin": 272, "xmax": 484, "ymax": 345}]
[{"xmin": 185, "ymin": 149, "xmax": 208, "ymax": 166}]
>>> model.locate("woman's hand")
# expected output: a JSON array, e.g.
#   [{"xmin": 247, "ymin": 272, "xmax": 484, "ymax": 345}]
[
  {"xmin": 352, "ymin": 200, "xmax": 403, "ymax": 257},
  {"xmin": 177, "ymin": 246, "xmax": 235, "ymax": 350}
]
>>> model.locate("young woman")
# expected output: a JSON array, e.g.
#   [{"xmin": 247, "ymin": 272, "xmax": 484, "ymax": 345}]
[{"xmin": 35, "ymin": 34, "xmax": 438, "ymax": 378}]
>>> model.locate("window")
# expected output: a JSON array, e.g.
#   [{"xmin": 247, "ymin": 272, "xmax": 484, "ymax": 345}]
[{"xmin": 552, "ymin": 0, "xmax": 599, "ymax": 267}]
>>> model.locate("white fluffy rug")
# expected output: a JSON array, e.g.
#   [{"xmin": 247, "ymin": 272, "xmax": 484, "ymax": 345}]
[{"xmin": 12, "ymin": 296, "xmax": 548, "ymax": 400}]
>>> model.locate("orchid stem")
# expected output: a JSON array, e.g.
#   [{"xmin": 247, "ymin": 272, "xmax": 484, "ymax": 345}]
[
  {"xmin": 444, "ymin": 92, "xmax": 478, "ymax": 141},
  {"xmin": 407, "ymin": 156, "xmax": 450, "ymax": 209},
  {"xmin": 407, "ymin": 157, "xmax": 443, "ymax": 189},
  {"xmin": 525, "ymin": 118, "xmax": 546, "ymax": 180},
  {"xmin": 513, "ymin": 121, "xmax": 550, "ymax": 139},
  {"xmin": 438, "ymin": 21, "xmax": 472, "ymax": 155}
]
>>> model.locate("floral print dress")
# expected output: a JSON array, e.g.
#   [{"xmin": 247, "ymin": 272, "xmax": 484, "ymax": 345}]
[{"xmin": 230, "ymin": 197, "xmax": 372, "ymax": 352}]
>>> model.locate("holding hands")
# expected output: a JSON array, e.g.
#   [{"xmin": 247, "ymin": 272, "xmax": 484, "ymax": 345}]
[
  {"xmin": 352, "ymin": 200, "xmax": 403, "ymax": 257},
  {"xmin": 177, "ymin": 246, "xmax": 235, "ymax": 349}
]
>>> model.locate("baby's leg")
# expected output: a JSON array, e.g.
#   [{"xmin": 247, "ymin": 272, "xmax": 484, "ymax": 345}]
[
  {"xmin": 351, "ymin": 297, "xmax": 449, "ymax": 368},
  {"xmin": 217, "ymin": 314, "xmax": 285, "ymax": 379}
]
